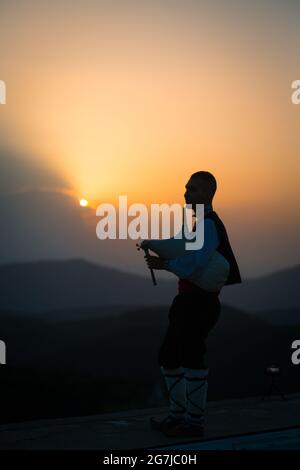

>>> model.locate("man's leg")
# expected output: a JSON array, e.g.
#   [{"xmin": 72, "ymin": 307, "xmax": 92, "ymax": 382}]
[
  {"xmin": 159, "ymin": 366, "xmax": 186, "ymax": 421},
  {"xmin": 151, "ymin": 296, "xmax": 186, "ymax": 430},
  {"xmin": 164, "ymin": 292, "xmax": 221, "ymax": 437},
  {"xmin": 184, "ymin": 367, "xmax": 209, "ymax": 427}
]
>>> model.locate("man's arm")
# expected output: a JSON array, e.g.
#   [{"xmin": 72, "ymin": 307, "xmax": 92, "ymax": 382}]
[{"xmin": 164, "ymin": 218, "xmax": 219, "ymax": 279}]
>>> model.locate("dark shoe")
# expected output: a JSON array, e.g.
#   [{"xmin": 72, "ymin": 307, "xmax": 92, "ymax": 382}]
[
  {"xmin": 163, "ymin": 422, "xmax": 205, "ymax": 438},
  {"xmin": 150, "ymin": 415, "xmax": 185, "ymax": 432}
]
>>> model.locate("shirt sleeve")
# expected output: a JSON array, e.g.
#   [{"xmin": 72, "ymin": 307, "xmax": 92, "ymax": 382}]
[{"xmin": 165, "ymin": 218, "xmax": 219, "ymax": 279}]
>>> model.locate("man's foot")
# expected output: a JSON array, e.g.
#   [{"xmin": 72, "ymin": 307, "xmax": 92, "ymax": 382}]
[
  {"xmin": 149, "ymin": 415, "xmax": 185, "ymax": 433},
  {"xmin": 163, "ymin": 422, "xmax": 205, "ymax": 438}
]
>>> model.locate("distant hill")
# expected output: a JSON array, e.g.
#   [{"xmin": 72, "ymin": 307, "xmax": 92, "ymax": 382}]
[
  {"xmin": 252, "ymin": 308, "xmax": 300, "ymax": 325},
  {"xmin": 0, "ymin": 304, "xmax": 298, "ymax": 385},
  {"xmin": 221, "ymin": 264, "xmax": 300, "ymax": 312},
  {"xmin": 0, "ymin": 259, "xmax": 299, "ymax": 320},
  {"xmin": 0, "ymin": 304, "xmax": 299, "ymax": 424},
  {"xmin": 0, "ymin": 259, "xmax": 175, "ymax": 313}
]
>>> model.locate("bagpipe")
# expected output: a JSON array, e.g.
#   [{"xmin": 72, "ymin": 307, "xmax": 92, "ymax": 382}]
[
  {"xmin": 136, "ymin": 243, "xmax": 157, "ymax": 286},
  {"xmin": 136, "ymin": 227, "xmax": 230, "ymax": 291}
]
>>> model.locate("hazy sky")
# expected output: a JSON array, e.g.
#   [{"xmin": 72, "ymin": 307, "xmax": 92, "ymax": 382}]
[{"xmin": 0, "ymin": 0, "xmax": 299, "ymax": 278}]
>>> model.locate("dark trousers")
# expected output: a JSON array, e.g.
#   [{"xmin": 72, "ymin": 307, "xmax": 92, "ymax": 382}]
[{"xmin": 158, "ymin": 291, "xmax": 221, "ymax": 370}]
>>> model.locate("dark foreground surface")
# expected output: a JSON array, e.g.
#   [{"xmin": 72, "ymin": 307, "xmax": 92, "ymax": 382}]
[{"xmin": 0, "ymin": 393, "xmax": 300, "ymax": 450}]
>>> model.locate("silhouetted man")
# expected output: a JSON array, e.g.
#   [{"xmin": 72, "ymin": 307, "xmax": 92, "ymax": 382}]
[{"xmin": 145, "ymin": 171, "xmax": 242, "ymax": 437}]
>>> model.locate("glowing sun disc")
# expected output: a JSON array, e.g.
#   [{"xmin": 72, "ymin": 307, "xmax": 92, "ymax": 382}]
[{"xmin": 79, "ymin": 199, "xmax": 89, "ymax": 207}]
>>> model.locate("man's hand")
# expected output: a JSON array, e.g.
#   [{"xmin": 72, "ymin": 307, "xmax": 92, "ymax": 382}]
[{"xmin": 144, "ymin": 252, "xmax": 167, "ymax": 270}]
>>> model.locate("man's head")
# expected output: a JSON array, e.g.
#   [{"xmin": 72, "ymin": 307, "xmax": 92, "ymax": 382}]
[{"xmin": 184, "ymin": 171, "xmax": 217, "ymax": 208}]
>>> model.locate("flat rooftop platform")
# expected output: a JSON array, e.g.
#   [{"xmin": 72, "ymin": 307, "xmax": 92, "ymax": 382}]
[{"xmin": 0, "ymin": 394, "xmax": 300, "ymax": 450}]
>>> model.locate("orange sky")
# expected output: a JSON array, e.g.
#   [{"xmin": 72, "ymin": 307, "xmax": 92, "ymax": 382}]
[{"xmin": 0, "ymin": 0, "xmax": 299, "ymax": 276}]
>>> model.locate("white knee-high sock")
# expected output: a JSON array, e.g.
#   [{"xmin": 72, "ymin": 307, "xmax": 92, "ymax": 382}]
[
  {"xmin": 184, "ymin": 368, "xmax": 209, "ymax": 426},
  {"xmin": 160, "ymin": 366, "xmax": 186, "ymax": 421}
]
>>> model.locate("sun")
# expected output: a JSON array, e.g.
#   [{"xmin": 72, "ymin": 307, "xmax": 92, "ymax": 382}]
[{"xmin": 79, "ymin": 199, "xmax": 89, "ymax": 207}]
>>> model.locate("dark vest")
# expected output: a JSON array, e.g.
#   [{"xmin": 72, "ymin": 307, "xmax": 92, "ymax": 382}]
[{"xmin": 204, "ymin": 211, "xmax": 242, "ymax": 286}]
